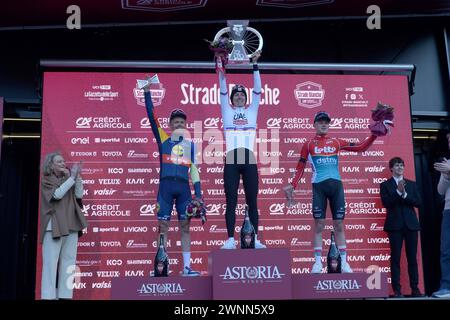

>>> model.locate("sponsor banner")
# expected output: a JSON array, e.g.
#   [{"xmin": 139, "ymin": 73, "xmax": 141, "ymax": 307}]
[
  {"xmin": 38, "ymin": 72, "xmax": 418, "ymax": 299},
  {"xmin": 292, "ymin": 273, "xmax": 389, "ymax": 299},
  {"xmin": 111, "ymin": 276, "xmax": 212, "ymax": 300},
  {"xmin": 210, "ymin": 249, "xmax": 292, "ymax": 300}
]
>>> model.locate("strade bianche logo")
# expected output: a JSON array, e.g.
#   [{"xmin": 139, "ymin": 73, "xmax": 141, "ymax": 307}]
[
  {"xmin": 294, "ymin": 81, "xmax": 325, "ymax": 108},
  {"xmin": 122, "ymin": 0, "xmax": 207, "ymax": 12},
  {"xmin": 137, "ymin": 283, "xmax": 186, "ymax": 296},
  {"xmin": 134, "ymin": 74, "xmax": 166, "ymax": 107},
  {"xmin": 314, "ymin": 279, "xmax": 363, "ymax": 292},
  {"xmin": 220, "ymin": 265, "xmax": 285, "ymax": 283}
]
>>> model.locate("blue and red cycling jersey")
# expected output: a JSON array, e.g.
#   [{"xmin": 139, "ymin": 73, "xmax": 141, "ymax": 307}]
[{"xmin": 291, "ymin": 134, "xmax": 377, "ymax": 188}]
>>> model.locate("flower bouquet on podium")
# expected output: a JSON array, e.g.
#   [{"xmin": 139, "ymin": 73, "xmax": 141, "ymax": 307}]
[{"xmin": 369, "ymin": 102, "xmax": 394, "ymax": 136}]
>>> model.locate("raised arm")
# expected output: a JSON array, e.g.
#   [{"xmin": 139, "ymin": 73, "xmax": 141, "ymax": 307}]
[
  {"xmin": 143, "ymin": 88, "xmax": 169, "ymax": 145},
  {"xmin": 339, "ymin": 134, "xmax": 377, "ymax": 152},
  {"xmin": 248, "ymin": 51, "xmax": 262, "ymax": 112},
  {"xmin": 218, "ymin": 68, "xmax": 231, "ymax": 113}
]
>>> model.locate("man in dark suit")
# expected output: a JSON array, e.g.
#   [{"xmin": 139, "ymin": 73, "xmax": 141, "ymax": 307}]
[{"xmin": 380, "ymin": 157, "xmax": 423, "ymax": 298}]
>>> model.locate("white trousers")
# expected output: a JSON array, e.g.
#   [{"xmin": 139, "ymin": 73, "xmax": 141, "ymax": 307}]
[{"xmin": 41, "ymin": 231, "xmax": 78, "ymax": 299}]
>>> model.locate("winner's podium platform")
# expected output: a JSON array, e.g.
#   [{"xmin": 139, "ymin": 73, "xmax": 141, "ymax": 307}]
[
  {"xmin": 209, "ymin": 248, "xmax": 292, "ymax": 300},
  {"xmin": 111, "ymin": 248, "xmax": 389, "ymax": 300}
]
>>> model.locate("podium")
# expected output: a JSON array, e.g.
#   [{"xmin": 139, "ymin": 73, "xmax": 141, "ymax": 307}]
[
  {"xmin": 110, "ymin": 250, "xmax": 388, "ymax": 300},
  {"xmin": 292, "ymin": 273, "xmax": 389, "ymax": 299},
  {"xmin": 209, "ymin": 248, "xmax": 292, "ymax": 300},
  {"xmin": 110, "ymin": 276, "xmax": 212, "ymax": 300}
]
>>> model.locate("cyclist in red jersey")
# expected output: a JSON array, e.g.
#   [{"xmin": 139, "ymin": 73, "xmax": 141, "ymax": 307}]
[{"xmin": 284, "ymin": 111, "xmax": 389, "ymax": 273}]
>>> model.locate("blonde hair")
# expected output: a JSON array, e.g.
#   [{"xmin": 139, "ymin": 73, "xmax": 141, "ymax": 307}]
[{"xmin": 42, "ymin": 151, "xmax": 62, "ymax": 176}]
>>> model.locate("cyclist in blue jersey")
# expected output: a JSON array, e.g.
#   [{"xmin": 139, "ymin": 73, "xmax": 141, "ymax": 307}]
[{"xmin": 143, "ymin": 81, "xmax": 203, "ymax": 276}]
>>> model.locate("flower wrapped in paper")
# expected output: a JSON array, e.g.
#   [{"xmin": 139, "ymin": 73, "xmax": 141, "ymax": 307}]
[
  {"xmin": 368, "ymin": 102, "xmax": 394, "ymax": 136},
  {"xmin": 205, "ymin": 37, "xmax": 233, "ymax": 73},
  {"xmin": 186, "ymin": 198, "xmax": 207, "ymax": 225}
]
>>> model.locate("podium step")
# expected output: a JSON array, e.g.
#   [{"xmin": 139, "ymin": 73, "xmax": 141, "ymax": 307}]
[
  {"xmin": 292, "ymin": 273, "xmax": 388, "ymax": 299},
  {"xmin": 209, "ymin": 248, "xmax": 292, "ymax": 300},
  {"xmin": 111, "ymin": 276, "xmax": 212, "ymax": 300}
]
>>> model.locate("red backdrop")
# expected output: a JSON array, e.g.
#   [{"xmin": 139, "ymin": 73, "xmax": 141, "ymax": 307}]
[{"xmin": 37, "ymin": 71, "xmax": 421, "ymax": 299}]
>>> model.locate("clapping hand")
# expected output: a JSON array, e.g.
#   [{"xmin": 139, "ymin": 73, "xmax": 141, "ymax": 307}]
[
  {"xmin": 283, "ymin": 184, "xmax": 298, "ymax": 208},
  {"xmin": 434, "ymin": 158, "xmax": 450, "ymax": 176}
]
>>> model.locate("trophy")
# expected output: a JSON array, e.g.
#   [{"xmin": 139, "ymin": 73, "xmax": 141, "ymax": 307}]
[
  {"xmin": 206, "ymin": 20, "xmax": 263, "ymax": 72},
  {"xmin": 137, "ymin": 74, "xmax": 160, "ymax": 90}
]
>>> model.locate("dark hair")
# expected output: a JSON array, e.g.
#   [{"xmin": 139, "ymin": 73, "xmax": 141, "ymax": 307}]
[
  {"xmin": 230, "ymin": 85, "xmax": 247, "ymax": 105},
  {"xmin": 389, "ymin": 157, "xmax": 404, "ymax": 170},
  {"xmin": 169, "ymin": 109, "xmax": 187, "ymax": 122},
  {"xmin": 314, "ymin": 111, "xmax": 331, "ymax": 123}
]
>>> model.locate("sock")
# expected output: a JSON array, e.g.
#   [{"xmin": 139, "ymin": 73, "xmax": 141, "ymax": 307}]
[
  {"xmin": 314, "ymin": 247, "xmax": 322, "ymax": 263},
  {"xmin": 338, "ymin": 246, "xmax": 347, "ymax": 263},
  {"xmin": 255, "ymin": 234, "xmax": 258, "ymax": 242},
  {"xmin": 182, "ymin": 252, "xmax": 190, "ymax": 269}
]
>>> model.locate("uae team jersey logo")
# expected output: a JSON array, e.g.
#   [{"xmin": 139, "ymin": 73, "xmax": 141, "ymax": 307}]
[
  {"xmin": 233, "ymin": 112, "xmax": 249, "ymax": 126},
  {"xmin": 122, "ymin": 0, "xmax": 208, "ymax": 12},
  {"xmin": 134, "ymin": 74, "xmax": 166, "ymax": 107},
  {"xmin": 294, "ymin": 81, "xmax": 325, "ymax": 108}
]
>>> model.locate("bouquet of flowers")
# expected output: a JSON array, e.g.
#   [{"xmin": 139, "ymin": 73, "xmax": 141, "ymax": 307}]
[
  {"xmin": 368, "ymin": 102, "xmax": 394, "ymax": 136},
  {"xmin": 205, "ymin": 37, "xmax": 233, "ymax": 73},
  {"xmin": 186, "ymin": 198, "xmax": 207, "ymax": 225}
]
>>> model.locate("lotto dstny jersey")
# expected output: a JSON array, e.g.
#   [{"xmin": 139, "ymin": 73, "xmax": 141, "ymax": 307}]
[{"xmin": 291, "ymin": 134, "xmax": 376, "ymax": 187}]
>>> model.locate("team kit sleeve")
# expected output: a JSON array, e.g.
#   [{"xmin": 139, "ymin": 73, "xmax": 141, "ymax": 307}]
[
  {"xmin": 218, "ymin": 70, "xmax": 231, "ymax": 114},
  {"xmin": 144, "ymin": 90, "xmax": 169, "ymax": 145},
  {"xmin": 248, "ymin": 64, "xmax": 261, "ymax": 112},
  {"xmin": 291, "ymin": 142, "xmax": 310, "ymax": 189},
  {"xmin": 338, "ymin": 134, "xmax": 377, "ymax": 152}
]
